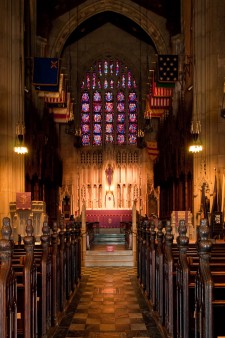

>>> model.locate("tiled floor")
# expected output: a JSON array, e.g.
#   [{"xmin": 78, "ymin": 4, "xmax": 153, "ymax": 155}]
[{"xmin": 52, "ymin": 267, "xmax": 164, "ymax": 338}]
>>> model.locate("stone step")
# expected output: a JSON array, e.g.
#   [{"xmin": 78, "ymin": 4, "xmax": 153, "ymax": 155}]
[
  {"xmin": 84, "ymin": 249, "xmax": 134, "ymax": 267},
  {"xmin": 86, "ymin": 249, "xmax": 132, "ymax": 256},
  {"xmin": 85, "ymin": 261, "xmax": 134, "ymax": 267},
  {"xmin": 94, "ymin": 233, "xmax": 125, "ymax": 245}
]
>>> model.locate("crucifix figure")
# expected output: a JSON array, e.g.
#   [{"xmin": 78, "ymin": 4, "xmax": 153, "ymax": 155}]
[{"xmin": 105, "ymin": 163, "xmax": 114, "ymax": 187}]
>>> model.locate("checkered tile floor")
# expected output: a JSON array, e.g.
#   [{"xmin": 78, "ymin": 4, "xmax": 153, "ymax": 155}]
[{"xmin": 52, "ymin": 267, "xmax": 163, "ymax": 338}]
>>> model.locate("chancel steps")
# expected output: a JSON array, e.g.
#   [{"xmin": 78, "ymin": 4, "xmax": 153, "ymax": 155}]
[
  {"xmin": 94, "ymin": 233, "xmax": 125, "ymax": 245},
  {"xmin": 84, "ymin": 248, "xmax": 134, "ymax": 267}
]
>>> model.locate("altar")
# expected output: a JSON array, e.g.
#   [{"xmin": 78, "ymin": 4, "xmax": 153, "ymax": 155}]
[{"xmin": 86, "ymin": 209, "xmax": 132, "ymax": 228}]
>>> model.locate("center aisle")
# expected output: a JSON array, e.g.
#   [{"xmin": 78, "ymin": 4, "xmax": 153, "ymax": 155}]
[{"xmin": 52, "ymin": 267, "xmax": 164, "ymax": 338}]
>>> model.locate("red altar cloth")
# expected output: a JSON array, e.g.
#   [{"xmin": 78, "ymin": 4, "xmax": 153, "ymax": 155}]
[{"xmin": 86, "ymin": 209, "xmax": 132, "ymax": 228}]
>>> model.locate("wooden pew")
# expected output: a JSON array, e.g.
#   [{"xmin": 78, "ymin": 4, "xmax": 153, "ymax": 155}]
[
  {"xmin": 13, "ymin": 221, "xmax": 52, "ymax": 338},
  {"xmin": 155, "ymin": 221, "xmax": 164, "ymax": 324},
  {"xmin": 163, "ymin": 220, "xmax": 175, "ymax": 337},
  {"xmin": 50, "ymin": 221, "xmax": 60, "ymax": 327},
  {"xmin": 0, "ymin": 217, "xmax": 17, "ymax": 338},
  {"xmin": 15, "ymin": 219, "xmax": 38, "ymax": 338},
  {"xmin": 194, "ymin": 219, "xmax": 225, "ymax": 338},
  {"xmin": 149, "ymin": 220, "xmax": 157, "ymax": 309}
]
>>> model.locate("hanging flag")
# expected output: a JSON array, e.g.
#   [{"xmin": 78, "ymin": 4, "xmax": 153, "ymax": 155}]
[
  {"xmin": 33, "ymin": 57, "xmax": 60, "ymax": 90},
  {"xmin": 146, "ymin": 141, "xmax": 159, "ymax": 161},
  {"xmin": 157, "ymin": 55, "xmax": 179, "ymax": 83},
  {"xmin": 49, "ymin": 92, "xmax": 72, "ymax": 123},
  {"xmin": 144, "ymin": 70, "xmax": 174, "ymax": 119},
  {"xmin": 37, "ymin": 74, "xmax": 67, "ymax": 104}
]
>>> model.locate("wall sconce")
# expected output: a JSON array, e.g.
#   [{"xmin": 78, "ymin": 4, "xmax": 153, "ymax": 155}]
[{"xmin": 14, "ymin": 122, "xmax": 28, "ymax": 154}]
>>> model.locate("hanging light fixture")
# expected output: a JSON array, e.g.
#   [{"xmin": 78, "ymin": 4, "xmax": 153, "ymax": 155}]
[
  {"xmin": 14, "ymin": 122, "xmax": 28, "ymax": 154},
  {"xmin": 189, "ymin": 6, "xmax": 202, "ymax": 154},
  {"xmin": 14, "ymin": 4, "xmax": 28, "ymax": 156},
  {"xmin": 189, "ymin": 120, "xmax": 203, "ymax": 153}
]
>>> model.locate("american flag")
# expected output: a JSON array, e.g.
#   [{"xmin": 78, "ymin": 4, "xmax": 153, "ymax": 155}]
[
  {"xmin": 49, "ymin": 92, "xmax": 73, "ymax": 123},
  {"xmin": 144, "ymin": 70, "xmax": 174, "ymax": 118},
  {"xmin": 157, "ymin": 55, "xmax": 179, "ymax": 83}
]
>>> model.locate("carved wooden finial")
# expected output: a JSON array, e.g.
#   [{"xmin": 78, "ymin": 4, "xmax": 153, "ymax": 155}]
[
  {"xmin": 165, "ymin": 220, "xmax": 174, "ymax": 246},
  {"xmin": 41, "ymin": 221, "xmax": 50, "ymax": 247},
  {"xmin": 0, "ymin": 217, "xmax": 13, "ymax": 255},
  {"xmin": 2, "ymin": 217, "xmax": 12, "ymax": 240},
  {"xmin": 198, "ymin": 218, "xmax": 212, "ymax": 258},
  {"xmin": 157, "ymin": 220, "xmax": 164, "ymax": 243},
  {"xmin": 23, "ymin": 219, "xmax": 35, "ymax": 248},
  {"xmin": 177, "ymin": 219, "xmax": 189, "ymax": 253}
]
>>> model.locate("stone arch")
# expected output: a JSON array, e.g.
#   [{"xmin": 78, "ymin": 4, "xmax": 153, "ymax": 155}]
[{"xmin": 48, "ymin": 0, "xmax": 170, "ymax": 58}]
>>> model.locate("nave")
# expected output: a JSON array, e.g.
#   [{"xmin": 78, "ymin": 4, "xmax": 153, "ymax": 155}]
[{"xmin": 52, "ymin": 266, "xmax": 163, "ymax": 338}]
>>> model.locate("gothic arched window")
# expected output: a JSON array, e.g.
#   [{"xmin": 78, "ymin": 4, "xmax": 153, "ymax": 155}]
[{"xmin": 81, "ymin": 59, "xmax": 138, "ymax": 146}]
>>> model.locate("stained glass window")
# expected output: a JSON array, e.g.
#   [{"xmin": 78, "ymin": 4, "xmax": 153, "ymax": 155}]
[{"xmin": 81, "ymin": 59, "xmax": 138, "ymax": 146}]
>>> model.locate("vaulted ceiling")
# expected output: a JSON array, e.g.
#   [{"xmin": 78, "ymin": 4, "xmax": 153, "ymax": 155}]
[{"xmin": 36, "ymin": 0, "xmax": 181, "ymax": 41}]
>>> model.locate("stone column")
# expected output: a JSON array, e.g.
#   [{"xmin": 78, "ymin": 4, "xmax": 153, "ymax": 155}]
[{"xmin": 0, "ymin": 0, "xmax": 25, "ymax": 222}]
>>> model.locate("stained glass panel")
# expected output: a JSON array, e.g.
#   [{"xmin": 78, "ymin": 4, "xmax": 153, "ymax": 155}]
[
  {"xmin": 104, "ymin": 61, "xmax": 108, "ymax": 75},
  {"xmin": 93, "ymin": 91, "xmax": 101, "ymax": 102},
  {"xmin": 117, "ymin": 114, "xmax": 125, "ymax": 123},
  {"xmin": 82, "ymin": 124, "xmax": 90, "ymax": 134},
  {"xmin": 122, "ymin": 74, "xmax": 126, "ymax": 88},
  {"xmin": 117, "ymin": 124, "xmax": 125, "ymax": 134},
  {"xmin": 105, "ymin": 102, "xmax": 113, "ymax": 112},
  {"xmin": 81, "ymin": 58, "xmax": 138, "ymax": 146},
  {"xmin": 129, "ymin": 113, "xmax": 137, "ymax": 123},
  {"xmin": 129, "ymin": 124, "xmax": 137, "ymax": 133},
  {"xmin": 128, "ymin": 71, "xmax": 132, "ymax": 88},
  {"xmin": 93, "ymin": 135, "xmax": 102, "ymax": 145},
  {"xmin": 82, "ymin": 134, "xmax": 90, "ymax": 145},
  {"xmin": 98, "ymin": 62, "xmax": 102, "ymax": 76},
  {"xmin": 105, "ymin": 113, "xmax": 113, "ymax": 123},
  {"xmin": 105, "ymin": 92, "xmax": 113, "ymax": 102},
  {"xmin": 104, "ymin": 79, "xmax": 108, "ymax": 89},
  {"xmin": 129, "ymin": 134, "xmax": 137, "ymax": 144},
  {"xmin": 92, "ymin": 72, "xmax": 96, "ymax": 89},
  {"xmin": 110, "ymin": 61, "xmax": 113, "ymax": 75},
  {"xmin": 105, "ymin": 134, "xmax": 114, "ymax": 143},
  {"xmin": 128, "ymin": 103, "xmax": 137, "ymax": 112},
  {"xmin": 81, "ymin": 113, "xmax": 90, "ymax": 123},
  {"xmin": 93, "ymin": 103, "xmax": 102, "ymax": 112},
  {"xmin": 105, "ymin": 123, "xmax": 113, "ymax": 133},
  {"xmin": 86, "ymin": 73, "xmax": 91, "ymax": 89},
  {"xmin": 117, "ymin": 134, "xmax": 125, "ymax": 144},
  {"xmin": 129, "ymin": 92, "xmax": 137, "ymax": 102},
  {"xmin": 82, "ymin": 92, "xmax": 90, "ymax": 102},
  {"xmin": 82, "ymin": 103, "xmax": 90, "ymax": 112},
  {"xmin": 117, "ymin": 102, "xmax": 125, "ymax": 112},
  {"xmin": 93, "ymin": 124, "xmax": 101, "ymax": 134},
  {"xmin": 94, "ymin": 114, "xmax": 101, "ymax": 122},
  {"xmin": 115, "ymin": 61, "xmax": 119, "ymax": 76},
  {"xmin": 117, "ymin": 91, "xmax": 125, "ymax": 101}
]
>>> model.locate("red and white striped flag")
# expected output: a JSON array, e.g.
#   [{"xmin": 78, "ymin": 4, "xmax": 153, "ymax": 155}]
[
  {"xmin": 49, "ymin": 92, "xmax": 72, "ymax": 123},
  {"xmin": 146, "ymin": 141, "xmax": 159, "ymax": 161}
]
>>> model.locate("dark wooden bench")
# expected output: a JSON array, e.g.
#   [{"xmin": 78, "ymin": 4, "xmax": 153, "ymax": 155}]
[{"xmin": 0, "ymin": 217, "xmax": 17, "ymax": 338}]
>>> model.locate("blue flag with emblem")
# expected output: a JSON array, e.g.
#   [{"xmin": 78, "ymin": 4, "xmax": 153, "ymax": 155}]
[{"xmin": 33, "ymin": 57, "xmax": 60, "ymax": 91}]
